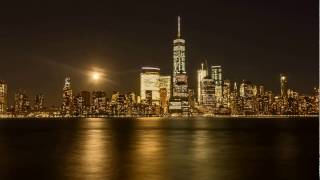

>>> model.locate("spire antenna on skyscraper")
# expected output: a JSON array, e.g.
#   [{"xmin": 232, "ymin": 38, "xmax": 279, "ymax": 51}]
[
  {"xmin": 178, "ymin": 16, "xmax": 181, "ymax": 38},
  {"xmin": 205, "ymin": 59, "xmax": 208, "ymax": 74}
]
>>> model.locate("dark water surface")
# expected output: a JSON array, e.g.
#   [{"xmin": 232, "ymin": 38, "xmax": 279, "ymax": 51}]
[{"xmin": 0, "ymin": 117, "xmax": 317, "ymax": 180}]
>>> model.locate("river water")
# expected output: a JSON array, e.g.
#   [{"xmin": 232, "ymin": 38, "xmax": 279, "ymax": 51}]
[{"xmin": 0, "ymin": 117, "xmax": 317, "ymax": 180}]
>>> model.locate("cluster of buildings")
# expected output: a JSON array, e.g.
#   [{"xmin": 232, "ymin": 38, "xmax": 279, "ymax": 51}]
[
  {"xmin": 0, "ymin": 83, "xmax": 45, "ymax": 117},
  {"xmin": 195, "ymin": 67, "xmax": 319, "ymax": 115},
  {"xmin": 138, "ymin": 16, "xmax": 319, "ymax": 116},
  {"xmin": 0, "ymin": 16, "xmax": 318, "ymax": 117},
  {"xmin": 60, "ymin": 76, "xmax": 161, "ymax": 117}
]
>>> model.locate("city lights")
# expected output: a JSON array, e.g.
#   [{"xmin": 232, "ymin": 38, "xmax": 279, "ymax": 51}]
[{"xmin": 0, "ymin": 16, "xmax": 318, "ymax": 118}]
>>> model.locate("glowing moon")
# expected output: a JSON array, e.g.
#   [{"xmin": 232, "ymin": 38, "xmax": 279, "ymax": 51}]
[{"xmin": 91, "ymin": 72, "xmax": 101, "ymax": 81}]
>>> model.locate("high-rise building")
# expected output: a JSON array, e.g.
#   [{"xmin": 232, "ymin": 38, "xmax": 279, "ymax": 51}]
[
  {"xmin": 223, "ymin": 79, "xmax": 231, "ymax": 108},
  {"xmin": 201, "ymin": 77, "xmax": 215, "ymax": 106},
  {"xmin": 172, "ymin": 16, "xmax": 186, "ymax": 83},
  {"xmin": 197, "ymin": 63, "xmax": 208, "ymax": 104},
  {"xmin": 34, "ymin": 93, "xmax": 44, "ymax": 111},
  {"xmin": 159, "ymin": 75, "xmax": 171, "ymax": 100},
  {"xmin": 211, "ymin": 65, "xmax": 222, "ymax": 102},
  {"xmin": 259, "ymin": 85, "xmax": 265, "ymax": 95},
  {"xmin": 280, "ymin": 74, "xmax": 288, "ymax": 98},
  {"xmin": 74, "ymin": 93, "xmax": 84, "ymax": 115},
  {"xmin": 240, "ymin": 80, "xmax": 254, "ymax": 98},
  {"xmin": 252, "ymin": 85, "xmax": 257, "ymax": 96},
  {"xmin": 159, "ymin": 76, "xmax": 171, "ymax": 114},
  {"xmin": 136, "ymin": 95, "xmax": 141, "ymax": 104},
  {"xmin": 160, "ymin": 88, "xmax": 168, "ymax": 114},
  {"xmin": 92, "ymin": 91, "xmax": 106, "ymax": 113},
  {"xmin": 14, "ymin": 90, "xmax": 30, "ymax": 114},
  {"xmin": 80, "ymin": 91, "xmax": 91, "ymax": 107},
  {"xmin": 0, "ymin": 81, "xmax": 7, "ymax": 114},
  {"xmin": 61, "ymin": 77, "xmax": 73, "ymax": 116},
  {"xmin": 239, "ymin": 80, "xmax": 255, "ymax": 114},
  {"xmin": 140, "ymin": 67, "xmax": 160, "ymax": 105},
  {"xmin": 230, "ymin": 81, "xmax": 240, "ymax": 114},
  {"xmin": 170, "ymin": 16, "xmax": 189, "ymax": 114},
  {"xmin": 188, "ymin": 89, "xmax": 196, "ymax": 109},
  {"xmin": 127, "ymin": 92, "xmax": 136, "ymax": 104},
  {"xmin": 111, "ymin": 91, "xmax": 119, "ymax": 104},
  {"xmin": 172, "ymin": 16, "xmax": 188, "ymax": 98}
]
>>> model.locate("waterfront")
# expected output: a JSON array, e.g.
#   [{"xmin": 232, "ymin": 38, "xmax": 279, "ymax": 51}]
[{"xmin": 0, "ymin": 117, "xmax": 317, "ymax": 180}]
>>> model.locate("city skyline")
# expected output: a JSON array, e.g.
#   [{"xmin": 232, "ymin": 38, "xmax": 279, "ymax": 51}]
[
  {"xmin": 0, "ymin": 2, "xmax": 317, "ymax": 180},
  {"xmin": 0, "ymin": 15, "xmax": 318, "ymax": 117},
  {"xmin": 0, "ymin": 1, "xmax": 318, "ymax": 106}
]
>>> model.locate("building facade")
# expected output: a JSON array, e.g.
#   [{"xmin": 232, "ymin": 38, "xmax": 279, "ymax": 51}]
[
  {"xmin": 280, "ymin": 74, "xmax": 288, "ymax": 98},
  {"xmin": 0, "ymin": 81, "xmax": 7, "ymax": 114},
  {"xmin": 140, "ymin": 67, "xmax": 160, "ymax": 105},
  {"xmin": 159, "ymin": 75, "xmax": 171, "ymax": 100},
  {"xmin": 201, "ymin": 77, "xmax": 215, "ymax": 106},
  {"xmin": 170, "ymin": 16, "xmax": 189, "ymax": 114},
  {"xmin": 34, "ymin": 93, "xmax": 44, "ymax": 111},
  {"xmin": 211, "ymin": 65, "xmax": 222, "ymax": 105},
  {"xmin": 92, "ymin": 91, "xmax": 107, "ymax": 114},
  {"xmin": 197, "ymin": 63, "xmax": 208, "ymax": 104},
  {"xmin": 14, "ymin": 90, "xmax": 30, "ymax": 115},
  {"xmin": 61, "ymin": 77, "xmax": 73, "ymax": 116}
]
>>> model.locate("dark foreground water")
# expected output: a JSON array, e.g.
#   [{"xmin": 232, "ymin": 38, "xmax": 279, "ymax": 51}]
[{"xmin": 0, "ymin": 117, "xmax": 317, "ymax": 180}]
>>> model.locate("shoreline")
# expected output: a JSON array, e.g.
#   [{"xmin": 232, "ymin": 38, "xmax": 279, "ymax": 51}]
[{"xmin": 0, "ymin": 114, "xmax": 318, "ymax": 119}]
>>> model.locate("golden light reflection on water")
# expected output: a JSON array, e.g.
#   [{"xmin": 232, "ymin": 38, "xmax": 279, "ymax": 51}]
[
  {"xmin": 58, "ymin": 118, "xmax": 314, "ymax": 180},
  {"xmin": 193, "ymin": 130, "xmax": 210, "ymax": 160},
  {"xmin": 132, "ymin": 128, "xmax": 165, "ymax": 180},
  {"xmin": 81, "ymin": 130, "xmax": 108, "ymax": 174},
  {"xmin": 73, "ymin": 119, "xmax": 111, "ymax": 179}
]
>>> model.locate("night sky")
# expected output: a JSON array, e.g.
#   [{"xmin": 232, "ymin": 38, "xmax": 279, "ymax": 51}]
[{"xmin": 0, "ymin": 0, "xmax": 318, "ymax": 106}]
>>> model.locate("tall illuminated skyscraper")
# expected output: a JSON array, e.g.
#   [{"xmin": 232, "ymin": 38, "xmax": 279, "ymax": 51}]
[
  {"xmin": 170, "ymin": 16, "xmax": 189, "ymax": 114},
  {"xmin": 211, "ymin": 65, "xmax": 222, "ymax": 99},
  {"xmin": 62, "ymin": 77, "xmax": 73, "ymax": 116},
  {"xmin": 0, "ymin": 81, "xmax": 7, "ymax": 114},
  {"xmin": 172, "ymin": 16, "xmax": 188, "ymax": 98},
  {"xmin": 197, "ymin": 63, "xmax": 208, "ymax": 104},
  {"xmin": 280, "ymin": 74, "xmax": 288, "ymax": 98},
  {"xmin": 140, "ymin": 67, "xmax": 160, "ymax": 105},
  {"xmin": 223, "ymin": 79, "xmax": 231, "ymax": 108}
]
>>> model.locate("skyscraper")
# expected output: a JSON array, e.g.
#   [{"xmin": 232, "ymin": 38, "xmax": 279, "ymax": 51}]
[
  {"xmin": 140, "ymin": 67, "xmax": 160, "ymax": 105},
  {"xmin": 0, "ymin": 81, "xmax": 7, "ymax": 114},
  {"xmin": 92, "ymin": 91, "xmax": 107, "ymax": 114},
  {"xmin": 223, "ymin": 79, "xmax": 231, "ymax": 108},
  {"xmin": 211, "ymin": 65, "xmax": 222, "ymax": 103},
  {"xmin": 80, "ymin": 91, "xmax": 91, "ymax": 108},
  {"xmin": 160, "ymin": 88, "xmax": 168, "ymax": 114},
  {"xmin": 14, "ymin": 90, "xmax": 30, "ymax": 114},
  {"xmin": 201, "ymin": 77, "xmax": 215, "ymax": 106},
  {"xmin": 34, "ymin": 93, "xmax": 44, "ymax": 111},
  {"xmin": 159, "ymin": 75, "xmax": 171, "ymax": 100},
  {"xmin": 197, "ymin": 63, "xmax": 208, "ymax": 104},
  {"xmin": 259, "ymin": 85, "xmax": 265, "ymax": 95},
  {"xmin": 239, "ymin": 80, "xmax": 255, "ymax": 114},
  {"xmin": 280, "ymin": 74, "xmax": 288, "ymax": 98},
  {"xmin": 62, "ymin": 77, "xmax": 73, "ymax": 116},
  {"xmin": 170, "ymin": 16, "xmax": 189, "ymax": 114},
  {"xmin": 74, "ymin": 93, "xmax": 84, "ymax": 115},
  {"xmin": 172, "ymin": 16, "xmax": 188, "ymax": 98},
  {"xmin": 127, "ymin": 92, "xmax": 136, "ymax": 104}
]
